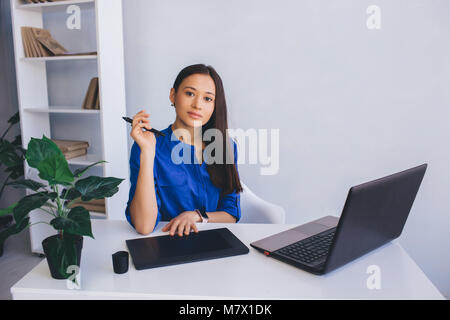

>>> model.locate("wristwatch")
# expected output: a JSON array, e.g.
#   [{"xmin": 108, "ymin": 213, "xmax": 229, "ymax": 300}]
[{"xmin": 195, "ymin": 208, "xmax": 209, "ymax": 223}]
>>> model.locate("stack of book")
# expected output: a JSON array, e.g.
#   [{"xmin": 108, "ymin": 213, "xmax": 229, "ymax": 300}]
[
  {"xmin": 52, "ymin": 139, "xmax": 89, "ymax": 160},
  {"xmin": 69, "ymin": 199, "xmax": 106, "ymax": 214},
  {"xmin": 21, "ymin": 0, "xmax": 69, "ymax": 3},
  {"xmin": 82, "ymin": 77, "xmax": 100, "ymax": 110},
  {"xmin": 21, "ymin": 26, "xmax": 97, "ymax": 58}
]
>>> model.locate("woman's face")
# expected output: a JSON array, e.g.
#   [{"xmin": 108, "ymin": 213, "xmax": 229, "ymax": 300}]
[{"xmin": 170, "ymin": 73, "xmax": 216, "ymax": 128}]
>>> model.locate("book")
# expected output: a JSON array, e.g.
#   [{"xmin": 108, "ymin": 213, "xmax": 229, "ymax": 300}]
[
  {"xmin": 21, "ymin": 0, "xmax": 71, "ymax": 3},
  {"xmin": 94, "ymin": 85, "xmax": 100, "ymax": 110},
  {"xmin": 36, "ymin": 35, "xmax": 68, "ymax": 55},
  {"xmin": 82, "ymin": 77, "xmax": 99, "ymax": 110},
  {"xmin": 70, "ymin": 203, "xmax": 106, "ymax": 214},
  {"xmin": 20, "ymin": 26, "xmax": 95, "ymax": 58},
  {"xmin": 52, "ymin": 139, "xmax": 90, "ymax": 153},
  {"xmin": 63, "ymin": 148, "xmax": 87, "ymax": 160},
  {"xmin": 21, "ymin": 27, "xmax": 31, "ymax": 57},
  {"xmin": 22, "ymin": 27, "xmax": 38, "ymax": 57},
  {"xmin": 63, "ymin": 52, "xmax": 97, "ymax": 56},
  {"xmin": 21, "ymin": 26, "xmax": 64, "ymax": 57},
  {"xmin": 84, "ymin": 199, "xmax": 105, "ymax": 206},
  {"xmin": 69, "ymin": 199, "xmax": 106, "ymax": 213},
  {"xmin": 30, "ymin": 28, "xmax": 53, "ymax": 56},
  {"xmin": 25, "ymin": 28, "xmax": 39, "ymax": 57}
]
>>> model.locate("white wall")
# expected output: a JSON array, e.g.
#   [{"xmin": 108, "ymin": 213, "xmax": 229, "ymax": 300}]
[
  {"xmin": 122, "ymin": 0, "xmax": 450, "ymax": 297},
  {"xmin": 43, "ymin": 4, "xmax": 103, "ymax": 178}
]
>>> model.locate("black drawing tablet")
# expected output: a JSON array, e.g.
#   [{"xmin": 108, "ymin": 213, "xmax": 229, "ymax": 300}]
[{"xmin": 126, "ymin": 228, "xmax": 249, "ymax": 270}]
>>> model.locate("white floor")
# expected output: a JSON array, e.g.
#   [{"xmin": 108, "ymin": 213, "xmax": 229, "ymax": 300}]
[{"xmin": 0, "ymin": 229, "xmax": 44, "ymax": 300}]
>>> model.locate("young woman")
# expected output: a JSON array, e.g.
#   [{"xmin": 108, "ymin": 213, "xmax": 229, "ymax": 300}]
[{"xmin": 126, "ymin": 64, "xmax": 243, "ymax": 237}]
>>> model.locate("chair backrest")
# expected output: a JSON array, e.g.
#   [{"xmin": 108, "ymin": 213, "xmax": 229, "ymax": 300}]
[{"xmin": 239, "ymin": 181, "xmax": 286, "ymax": 224}]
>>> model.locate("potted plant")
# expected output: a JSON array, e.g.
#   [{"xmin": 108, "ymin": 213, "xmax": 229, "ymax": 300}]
[
  {"xmin": 0, "ymin": 112, "xmax": 26, "ymax": 256},
  {"xmin": 0, "ymin": 136, "xmax": 124, "ymax": 280}
]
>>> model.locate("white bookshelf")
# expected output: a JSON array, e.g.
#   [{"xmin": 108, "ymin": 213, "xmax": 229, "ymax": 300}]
[
  {"xmin": 24, "ymin": 107, "xmax": 101, "ymax": 114},
  {"xmin": 10, "ymin": 0, "xmax": 130, "ymax": 254},
  {"xmin": 67, "ymin": 154, "xmax": 104, "ymax": 166},
  {"xmin": 16, "ymin": 0, "xmax": 95, "ymax": 10},
  {"xmin": 21, "ymin": 55, "xmax": 97, "ymax": 61}
]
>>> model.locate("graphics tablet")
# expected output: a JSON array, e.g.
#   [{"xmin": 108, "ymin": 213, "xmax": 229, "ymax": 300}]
[{"xmin": 126, "ymin": 228, "xmax": 249, "ymax": 270}]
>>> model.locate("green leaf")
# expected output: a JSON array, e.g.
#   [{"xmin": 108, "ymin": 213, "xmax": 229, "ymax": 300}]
[
  {"xmin": 73, "ymin": 161, "xmax": 107, "ymax": 178},
  {"xmin": 7, "ymin": 179, "xmax": 46, "ymax": 192},
  {"xmin": 8, "ymin": 112, "xmax": 20, "ymax": 126},
  {"xmin": 47, "ymin": 192, "xmax": 58, "ymax": 201},
  {"xmin": 26, "ymin": 135, "xmax": 64, "ymax": 169},
  {"xmin": 60, "ymin": 188, "xmax": 81, "ymax": 201},
  {"xmin": 11, "ymin": 135, "xmax": 22, "ymax": 147},
  {"xmin": 13, "ymin": 193, "xmax": 51, "ymax": 224},
  {"xmin": 0, "ymin": 140, "xmax": 22, "ymax": 167},
  {"xmin": 37, "ymin": 154, "xmax": 74, "ymax": 186},
  {"xmin": 0, "ymin": 217, "xmax": 30, "ymax": 247},
  {"xmin": 5, "ymin": 164, "xmax": 24, "ymax": 180},
  {"xmin": 0, "ymin": 203, "xmax": 17, "ymax": 217},
  {"xmin": 50, "ymin": 206, "xmax": 93, "ymax": 238},
  {"xmin": 75, "ymin": 176, "xmax": 124, "ymax": 202}
]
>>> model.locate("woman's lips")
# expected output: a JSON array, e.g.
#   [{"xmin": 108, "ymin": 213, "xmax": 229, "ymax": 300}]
[{"xmin": 188, "ymin": 112, "xmax": 202, "ymax": 119}]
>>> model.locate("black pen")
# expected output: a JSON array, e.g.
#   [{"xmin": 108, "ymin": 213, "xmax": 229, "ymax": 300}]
[{"xmin": 122, "ymin": 117, "xmax": 166, "ymax": 137}]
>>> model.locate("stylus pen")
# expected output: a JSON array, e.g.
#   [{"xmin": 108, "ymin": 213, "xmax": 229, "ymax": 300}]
[{"xmin": 122, "ymin": 117, "xmax": 165, "ymax": 137}]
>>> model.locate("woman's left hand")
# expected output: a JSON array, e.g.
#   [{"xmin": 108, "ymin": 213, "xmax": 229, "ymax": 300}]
[{"xmin": 162, "ymin": 211, "xmax": 201, "ymax": 236}]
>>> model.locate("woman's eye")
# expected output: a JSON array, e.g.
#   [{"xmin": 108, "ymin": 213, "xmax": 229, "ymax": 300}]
[
  {"xmin": 205, "ymin": 97, "xmax": 213, "ymax": 102},
  {"xmin": 186, "ymin": 91, "xmax": 194, "ymax": 96}
]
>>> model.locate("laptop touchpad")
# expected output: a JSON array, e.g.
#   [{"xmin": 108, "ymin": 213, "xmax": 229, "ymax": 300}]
[{"xmin": 293, "ymin": 222, "xmax": 331, "ymax": 236}]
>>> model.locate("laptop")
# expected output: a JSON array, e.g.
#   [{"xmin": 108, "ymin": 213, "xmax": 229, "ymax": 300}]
[{"xmin": 250, "ymin": 164, "xmax": 427, "ymax": 275}]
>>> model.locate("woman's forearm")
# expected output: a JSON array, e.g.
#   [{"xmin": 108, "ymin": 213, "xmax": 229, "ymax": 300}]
[
  {"xmin": 206, "ymin": 211, "xmax": 237, "ymax": 223},
  {"xmin": 129, "ymin": 151, "xmax": 158, "ymax": 234}
]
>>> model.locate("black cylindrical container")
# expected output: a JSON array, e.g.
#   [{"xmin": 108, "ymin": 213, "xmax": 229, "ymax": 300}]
[
  {"xmin": 112, "ymin": 251, "xmax": 129, "ymax": 274},
  {"xmin": 42, "ymin": 234, "xmax": 83, "ymax": 280}
]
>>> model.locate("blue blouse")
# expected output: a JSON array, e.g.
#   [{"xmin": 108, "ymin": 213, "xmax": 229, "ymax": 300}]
[{"xmin": 125, "ymin": 124, "xmax": 241, "ymax": 231}]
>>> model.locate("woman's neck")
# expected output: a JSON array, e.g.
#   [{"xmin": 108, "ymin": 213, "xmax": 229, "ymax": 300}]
[{"xmin": 172, "ymin": 118, "xmax": 204, "ymax": 147}]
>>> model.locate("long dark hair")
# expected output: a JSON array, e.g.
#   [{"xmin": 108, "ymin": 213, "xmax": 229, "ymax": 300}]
[{"xmin": 172, "ymin": 64, "xmax": 243, "ymax": 195}]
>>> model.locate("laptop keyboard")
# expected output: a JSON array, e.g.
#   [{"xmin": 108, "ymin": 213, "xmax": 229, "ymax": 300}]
[{"xmin": 275, "ymin": 228, "xmax": 336, "ymax": 266}]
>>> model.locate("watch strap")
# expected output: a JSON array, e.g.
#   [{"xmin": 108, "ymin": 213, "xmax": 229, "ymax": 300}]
[{"xmin": 195, "ymin": 209, "xmax": 208, "ymax": 223}]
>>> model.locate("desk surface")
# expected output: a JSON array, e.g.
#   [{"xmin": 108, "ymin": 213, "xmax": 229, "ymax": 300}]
[{"xmin": 11, "ymin": 220, "xmax": 444, "ymax": 300}]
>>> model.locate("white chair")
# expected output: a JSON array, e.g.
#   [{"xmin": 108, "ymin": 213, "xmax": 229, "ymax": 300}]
[{"xmin": 239, "ymin": 181, "xmax": 286, "ymax": 224}]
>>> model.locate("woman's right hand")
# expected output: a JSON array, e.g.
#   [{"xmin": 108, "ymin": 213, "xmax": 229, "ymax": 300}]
[{"xmin": 130, "ymin": 110, "xmax": 156, "ymax": 155}]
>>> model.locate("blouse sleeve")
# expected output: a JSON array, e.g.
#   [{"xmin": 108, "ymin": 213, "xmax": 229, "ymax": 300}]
[
  {"xmin": 216, "ymin": 139, "xmax": 242, "ymax": 222},
  {"xmin": 125, "ymin": 142, "xmax": 162, "ymax": 232}
]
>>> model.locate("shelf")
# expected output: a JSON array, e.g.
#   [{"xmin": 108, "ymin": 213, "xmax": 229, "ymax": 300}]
[
  {"xmin": 90, "ymin": 211, "xmax": 107, "ymax": 219},
  {"xmin": 21, "ymin": 55, "xmax": 97, "ymax": 62},
  {"xmin": 16, "ymin": 0, "xmax": 95, "ymax": 10},
  {"xmin": 67, "ymin": 154, "xmax": 104, "ymax": 166},
  {"xmin": 24, "ymin": 107, "xmax": 100, "ymax": 114}
]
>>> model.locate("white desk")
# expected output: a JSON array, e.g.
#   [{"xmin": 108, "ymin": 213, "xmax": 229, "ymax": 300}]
[{"xmin": 11, "ymin": 220, "xmax": 444, "ymax": 300}]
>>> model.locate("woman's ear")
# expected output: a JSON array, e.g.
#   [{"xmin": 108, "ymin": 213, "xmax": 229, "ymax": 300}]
[{"xmin": 169, "ymin": 88, "xmax": 176, "ymax": 106}]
